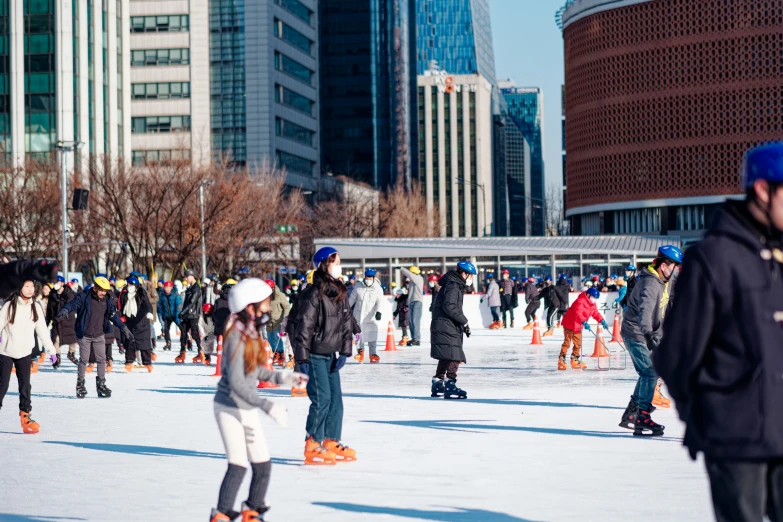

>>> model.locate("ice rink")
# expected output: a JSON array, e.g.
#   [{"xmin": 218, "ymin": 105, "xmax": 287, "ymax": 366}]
[{"xmin": 0, "ymin": 327, "xmax": 715, "ymax": 521}]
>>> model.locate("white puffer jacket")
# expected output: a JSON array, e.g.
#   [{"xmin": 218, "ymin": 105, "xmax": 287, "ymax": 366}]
[
  {"xmin": 348, "ymin": 280, "xmax": 384, "ymax": 341},
  {"xmin": 0, "ymin": 297, "xmax": 56, "ymax": 359}
]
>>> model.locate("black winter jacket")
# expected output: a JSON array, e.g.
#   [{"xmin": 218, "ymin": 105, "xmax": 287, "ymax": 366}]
[
  {"xmin": 59, "ymin": 288, "xmax": 126, "ymax": 340},
  {"xmin": 118, "ymin": 287, "xmax": 153, "ymax": 342},
  {"xmin": 213, "ymin": 293, "xmax": 231, "ymax": 338},
  {"xmin": 554, "ymin": 279, "xmax": 570, "ymax": 312},
  {"xmin": 180, "ymin": 283, "xmax": 202, "ymax": 321},
  {"xmin": 655, "ymin": 201, "xmax": 783, "ymax": 460},
  {"xmin": 524, "ymin": 283, "xmax": 540, "ymax": 305},
  {"xmin": 52, "ymin": 286, "xmax": 78, "ymax": 344},
  {"xmin": 540, "ymin": 285, "xmax": 560, "ymax": 310},
  {"xmin": 430, "ymin": 270, "xmax": 469, "ymax": 363},
  {"xmin": 292, "ymin": 271, "xmax": 353, "ymax": 362}
]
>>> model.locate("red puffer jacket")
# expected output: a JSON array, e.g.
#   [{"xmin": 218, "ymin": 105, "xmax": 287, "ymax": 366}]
[{"xmin": 561, "ymin": 292, "xmax": 603, "ymax": 332}]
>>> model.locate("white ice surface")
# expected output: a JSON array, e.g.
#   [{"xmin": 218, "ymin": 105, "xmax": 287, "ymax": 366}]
[{"xmin": 0, "ymin": 327, "xmax": 714, "ymax": 522}]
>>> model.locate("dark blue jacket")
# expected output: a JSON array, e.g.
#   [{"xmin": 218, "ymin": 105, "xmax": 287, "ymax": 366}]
[
  {"xmin": 655, "ymin": 201, "xmax": 783, "ymax": 460},
  {"xmin": 59, "ymin": 288, "xmax": 126, "ymax": 340},
  {"xmin": 157, "ymin": 289, "xmax": 182, "ymax": 322}
]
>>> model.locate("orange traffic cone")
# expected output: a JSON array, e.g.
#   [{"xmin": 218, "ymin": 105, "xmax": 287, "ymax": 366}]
[
  {"xmin": 588, "ymin": 324, "xmax": 610, "ymax": 357},
  {"xmin": 610, "ymin": 314, "xmax": 623, "ymax": 343},
  {"xmin": 212, "ymin": 336, "xmax": 223, "ymax": 377},
  {"xmin": 384, "ymin": 321, "xmax": 397, "ymax": 351},
  {"xmin": 257, "ymin": 340, "xmax": 280, "ymax": 389},
  {"xmin": 530, "ymin": 319, "xmax": 543, "ymax": 345}
]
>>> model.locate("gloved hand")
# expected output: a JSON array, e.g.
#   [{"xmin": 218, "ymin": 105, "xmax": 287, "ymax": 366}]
[
  {"xmin": 480, "ymin": 298, "xmax": 483, "ymax": 304},
  {"xmin": 354, "ymin": 333, "xmax": 361, "ymax": 343},
  {"xmin": 463, "ymin": 324, "xmax": 471, "ymax": 338},
  {"xmin": 375, "ymin": 311, "xmax": 382, "ymax": 321},
  {"xmin": 266, "ymin": 403, "xmax": 288, "ymax": 428},
  {"xmin": 278, "ymin": 331, "xmax": 286, "ymax": 337},
  {"xmin": 122, "ymin": 327, "xmax": 135, "ymax": 344},
  {"xmin": 582, "ymin": 321, "xmax": 592, "ymax": 331},
  {"xmin": 297, "ymin": 361, "xmax": 310, "ymax": 376},
  {"xmin": 601, "ymin": 320, "xmax": 609, "ymax": 330},
  {"xmin": 282, "ymin": 371, "xmax": 309, "ymax": 389},
  {"xmin": 146, "ymin": 313, "xmax": 154, "ymax": 320},
  {"xmin": 49, "ymin": 354, "xmax": 58, "ymax": 364},
  {"xmin": 56, "ymin": 309, "xmax": 69, "ymax": 321},
  {"xmin": 331, "ymin": 354, "xmax": 347, "ymax": 372},
  {"xmin": 644, "ymin": 333, "xmax": 660, "ymax": 351},
  {"xmin": 280, "ymin": 317, "xmax": 288, "ymax": 331},
  {"xmin": 393, "ymin": 311, "xmax": 398, "ymax": 318}
]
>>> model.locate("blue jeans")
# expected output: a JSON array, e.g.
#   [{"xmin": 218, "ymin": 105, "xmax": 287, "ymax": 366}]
[
  {"xmin": 490, "ymin": 306, "xmax": 500, "ymax": 322},
  {"xmin": 409, "ymin": 301, "xmax": 422, "ymax": 341},
  {"xmin": 305, "ymin": 353, "xmax": 344, "ymax": 443},
  {"xmin": 268, "ymin": 329, "xmax": 283, "ymax": 353},
  {"xmin": 626, "ymin": 338, "xmax": 658, "ymax": 411}
]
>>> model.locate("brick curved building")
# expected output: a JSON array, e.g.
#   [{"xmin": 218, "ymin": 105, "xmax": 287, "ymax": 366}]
[{"xmin": 562, "ymin": 0, "xmax": 783, "ymax": 238}]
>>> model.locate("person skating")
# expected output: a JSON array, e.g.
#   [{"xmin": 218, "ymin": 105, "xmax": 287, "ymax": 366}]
[
  {"xmin": 620, "ymin": 265, "xmax": 638, "ymax": 309},
  {"xmin": 48, "ymin": 276, "xmax": 79, "ymax": 366},
  {"xmin": 293, "ymin": 247, "xmax": 355, "ymax": 465},
  {"xmin": 427, "ymin": 274, "xmax": 440, "ymax": 311},
  {"xmin": 144, "ymin": 275, "xmax": 159, "ymax": 356},
  {"xmin": 522, "ymin": 278, "xmax": 541, "ymax": 330},
  {"xmin": 430, "ymin": 261, "xmax": 475, "ymax": 400},
  {"xmin": 558, "ymin": 287, "xmax": 608, "ymax": 371},
  {"xmin": 56, "ymin": 276, "xmax": 133, "ymax": 398},
  {"xmin": 0, "ymin": 280, "xmax": 57, "ymax": 434},
  {"xmin": 119, "ymin": 277, "xmax": 154, "ymax": 373},
  {"xmin": 349, "ymin": 268, "xmax": 384, "ymax": 363},
  {"xmin": 157, "ymin": 281, "xmax": 181, "ymax": 351},
  {"xmin": 265, "ymin": 279, "xmax": 291, "ymax": 366},
  {"xmin": 176, "ymin": 270, "xmax": 202, "ymax": 363},
  {"xmin": 653, "ymin": 142, "xmax": 783, "ymax": 521},
  {"xmin": 201, "ymin": 303, "xmax": 216, "ymax": 366},
  {"xmin": 393, "ymin": 287, "xmax": 410, "ymax": 346},
  {"xmin": 540, "ymin": 277, "xmax": 561, "ymax": 336},
  {"xmin": 618, "ymin": 245, "xmax": 683, "ymax": 437},
  {"xmin": 400, "ymin": 265, "xmax": 424, "ymax": 346},
  {"xmin": 554, "ymin": 275, "xmax": 570, "ymax": 328},
  {"xmin": 482, "ymin": 274, "xmax": 501, "ymax": 329},
  {"xmin": 498, "ymin": 270, "xmax": 517, "ymax": 328},
  {"xmin": 209, "ymin": 278, "xmax": 308, "ymax": 522}
]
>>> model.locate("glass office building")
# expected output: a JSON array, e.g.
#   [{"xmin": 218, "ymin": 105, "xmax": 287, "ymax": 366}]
[
  {"xmin": 319, "ymin": 0, "xmax": 417, "ymax": 189},
  {"xmin": 502, "ymin": 87, "xmax": 545, "ymax": 236}
]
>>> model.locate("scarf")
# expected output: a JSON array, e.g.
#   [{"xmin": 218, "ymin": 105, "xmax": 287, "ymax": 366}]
[{"xmin": 124, "ymin": 287, "xmax": 139, "ymax": 318}]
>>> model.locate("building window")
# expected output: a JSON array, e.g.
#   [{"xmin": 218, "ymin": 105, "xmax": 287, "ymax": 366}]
[
  {"xmin": 131, "ymin": 115, "xmax": 191, "ymax": 133},
  {"xmin": 274, "ymin": 84, "xmax": 313, "ymax": 115},
  {"xmin": 276, "ymin": 150, "xmax": 313, "ymax": 175},
  {"xmin": 273, "ymin": 19, "xmax": 312, "ymax": 55},
  {"xmin": 24, "ymin": 0, "xmax": 56, "ymax": 158},
  {"xmin": 275, "ymin": 117, "xmax": 313, "ymax": 146},
  {"xmin": 675, "ymin": 205, "xmax": 705, "ymax": 231},
  {"xmin": 131, "ymin": 15, "xmax": 189, "ymax": 32},
  {"xmin": 132, "ymin": 82, "xmax": 190, "ymax": 99},
  {"xmin": 132, "ymin": 149, "xmax": 190, "ymax": 165},
  {"xmin": 131, "ymin": 48, "xmax": 190, "ymax": 66},
  {"xmin": 274, "ymin": 0, "xmax": 311, "ymax": 25},
  {"xmin": 613, "ymin": 208, "xmax": 662, "ymax": 234},
  {"xmin": 274, "ymin": 52, "xmax": 312, "ymax": 85}
]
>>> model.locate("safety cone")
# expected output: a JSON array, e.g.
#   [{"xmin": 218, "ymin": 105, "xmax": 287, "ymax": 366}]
[
  {"xmin": 212, "ymin": 336, "xmax": 223, "ymax": 377},
  {"xmin": 384, "ymin": 321, "xmax": 397, "ymax": 351},
  {"xmin": 610, "ymin": 314, "xmax": 623, "ymax": 343},
  {"xmin": 588, "ymin": 324, "xmax": 610, "ymax": 357},
  {"xmin": 530, "ymin": 319, "xmax": 543, "ymax": 345},
  {"xmin": 257, "ymin": 340, "xmax": 280, "ymax": 389}
]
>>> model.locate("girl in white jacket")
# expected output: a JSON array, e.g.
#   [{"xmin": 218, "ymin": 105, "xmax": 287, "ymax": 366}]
[
  {"xmin": 0, "ymin": 280, "xmax": 56, "ymax": 434},
  {"xmin": 349, "ymin": 268, "xmax": 384, "ymax": 363}
]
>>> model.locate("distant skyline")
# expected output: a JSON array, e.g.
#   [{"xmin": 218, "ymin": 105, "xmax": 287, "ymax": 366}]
[{"xmin": 490, "ymin": 0, "xmax": 565, "ymax": 192}]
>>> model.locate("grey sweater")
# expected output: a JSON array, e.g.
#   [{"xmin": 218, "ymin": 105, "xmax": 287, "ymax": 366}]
[
  {"xmin": 214, "ymin": 323, "xmax": 288, "ymax": 413},
  {"xmin": 400, "ymin": 268, "xmax": 424, "ymax": 303},
  {"xmin": 621, "ymin": 266, "xmax": 670, "ymax": 343}
]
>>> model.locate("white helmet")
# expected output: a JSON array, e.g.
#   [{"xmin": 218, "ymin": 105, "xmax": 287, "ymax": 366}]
[{"xmin": 228, "ymin": 278, "xmax": 273, "ymax": 313}]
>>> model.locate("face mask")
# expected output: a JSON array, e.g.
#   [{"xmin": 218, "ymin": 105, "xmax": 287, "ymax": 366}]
[
  {"xmin": 365, "ymin": 279, "xmax": 374, "ymax": 287},
  {"xmin": 54, "ymin": 283, "xmax": 62, "ymax": 291},
  {"xmin": 127, "ymin": 286, "xmax": 137, "ymax": 296},
  {"xmin": 466, "ymin": 277, "xmax": 474, "ymax": 287},
  {"xmin": 661, "ymin": 264, "xmax": 675, "ymax": 281},
  {"xmin": 254, "ymin": 312, "xmax": 270, "ymax": 329},
  {"xmin": 428, "ymin": 281, "xmax": 434, "ymax": 288},
  {"xmin": 503, "ymin": 275, "xmax": 509, "ymax": 280},
  {"xmin": 589, "ymin": 297, "xmax": 598, "ymax": 304},
  {"xmin": 329, "ymin": 265, "xmax": 343, "ymax": 279}
]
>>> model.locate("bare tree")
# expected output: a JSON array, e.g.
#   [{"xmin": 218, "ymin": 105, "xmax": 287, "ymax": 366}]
[
  {"xmin": 379, "ymin": 181, "xmax": 439, "ymax": 237},
  {"xmin": 545, "ymin": 181, "xmax": 568, "ymax": 236}
]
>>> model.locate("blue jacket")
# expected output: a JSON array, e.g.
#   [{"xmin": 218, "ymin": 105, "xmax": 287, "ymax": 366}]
[
  {"xmin": 157, "ymin": 290, "xmax": 182, "ymax": 322},
  {"xmin": 59, "ymin": 288, "xmax": 125, "ymax": 340}
]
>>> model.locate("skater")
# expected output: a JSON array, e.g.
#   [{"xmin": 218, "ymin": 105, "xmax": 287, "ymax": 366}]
[
  {"xmin": 265, "ymin": 279, "xmax": 291, "ymax": 365},
  {"xmin": 48, "ymin": 275, "xmax": 79, "ymax": 366},
  {"xmin": 144, "ymin": 275, "xmax": 159, "ymax": 353},
  {"xmin": 213, "ymin": 279, "xmax": 235, "ymax": 343},
  {"xmin": 498, "ymin": 269, "xmax": 517, "ymax": 328},
  {"xmin": 349, "ymin": 268, "xmax": 384, "ymax": 363},
  {"xmin": 427, "ymin": 275, "xmax": 440, "ymax": 310},
  {"xmin": 201, "ymin": 303, "xmax": 216, "ymax": 366},
  {"xmin": 393, "ymin": 287, "xmax": 410, "ymax": 346},
  {"xmin": 400, "ymin": 265, "xmax": 423, "ymax": 346},
  {"xmin": 157, "ymin": 281, "xmax": 182, "ymax": 351},
  {"xmin": 210, "ymin": 278, "xmax": 308, "ymax": 522},
  {"xmin": 618, "ymin": 245, "xmax": 683, "ymax": 436},
  {"xmin": 540, "ymin": 277, "xmax": 561, "ymax": 337},
  {"xmin": 0, "ymin": 280, "xmax": 56, "ymax": 434},
  {"xmin": 119, "ymin": 277, "xmax": 154, "ymax": 373},
  {"xmin": 56, "ymin": 276, "xmax": 133, "ymax": 399},
  {"xmin": 522, "ymin": 277, "xmax": 541, "ymax": 330},
  {"xmin": 655, "ymin": 142, "xmax": 783, "ymax": 522},
  {"xmin": 558, "ymin": 287, "xmax": 608, "ymax": 371},
  {"xmin": 176, "ymin": 270, "xmax": 202, "ymax": 363},
  {"xmin": 293, "ymin": 246, "xmax": 355, "ymax": 465},
  {"xmin": 482, "ymin": 274, "xmax": 501, "ymax": 329},
  {"xmin": 620, "ymin": 265, "xmax": 638, "ymax": 308},
  {"xmin": 554, "ymin": 275, "xmax": 570, "ymax": 328},
  {"xmin": 429, "ymin": 260, "xmax": 475, "ymax": 400}
]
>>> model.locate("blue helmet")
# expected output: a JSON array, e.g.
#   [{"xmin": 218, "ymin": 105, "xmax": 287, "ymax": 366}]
[
  {"xmin": 611, "ymin": 274, "xmax": 618, "ymax": 279},
  {"xmin": 586, "ymin": 287, "xmax": 600, "ymax": 299},
  {"xmin": 365, "ymin": 268, "xmax": 377, "ymax": 277},
  {"xmin": 545, "ymin": 276, "xmax": 552, "ymax": 282},
  {"xmin": 70, "ymin": 278, "xmax": 79, "ymax": 284},
  {"xmin": 313, "ymin": 246, "xmax": 338, "ymax": 269},
  {"xmin": 127, "ymin": 276, "xmax": 140, "ymax": 286},
  {"xmin": 741, "ymin": 142, "xmax": 783, "ymax": 190},
  {"xmin": 511, "ymin": 276, "xmax": 517, "ymax": 281},
  {"xmin": 97, "ymin": 272, "xmax": 107, "ymax": 278},
  {"xmin": 486, "ymin": 273, "xmax": 495, "ymax": 279},
  {"xmin": 567, "ymin": 278, "xmax": 573, "ymax": 284},
  {"xmin": 626, "ymin": 264, "xmax": 637, "ymax": 271},
  {"xmin": 129, "ymin": 270, "xmax": 142, "ymax": 278},
  {"xmin": 657, "ymin": 245, "xmax": 684, "ymax": 264},
  {"xmin": 456, "ymin": 260, "xmax": 477, "ymax": 275},
  {"xmin": 57, "ymin": 275, "xmax": 65, "ymax": 283},
  {"xmin": 109, "ymin": 277, "xmax": 116, "ymax": 283}
]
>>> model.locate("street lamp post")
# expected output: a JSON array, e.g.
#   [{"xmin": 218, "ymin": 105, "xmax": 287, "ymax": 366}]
[
  {"xmin": 55, "ymin": 141, "xmax": 84, "ymax": 281},
  {"xmin": 457, "ymin": 178, "xmax": 488, "ymax": 237},
  {"xmin": 199, "ymin": 182, "xmax": 207, "ymax": 283}
]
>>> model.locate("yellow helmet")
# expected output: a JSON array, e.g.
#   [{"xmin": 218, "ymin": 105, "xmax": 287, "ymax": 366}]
[
  {"xmin": 306, "ymin": 270, "xmax": 314, "ymax": 285},
  {"xmin": 115, "ymin": 278, "xmax": 127, "ymax": 289},
  {"xmin": 391, "ymin": 282, "xmax": 397, "ymax": 287},
  {"xmin": 94, "ymin": 276, "xmax": 112, "ymax": 290},
  {"xmin": 409, "ymin": 266, "xmax": 421, "ymax": 275},
  {"xmin": 47, "ymin": 283, "xmax": 54, "ymax": 289},
  {"xmin": 225, "ymin": 278, "xmax": 238, "ymax": 285}
]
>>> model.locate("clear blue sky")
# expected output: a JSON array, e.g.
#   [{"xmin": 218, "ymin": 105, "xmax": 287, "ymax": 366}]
[{"xmin": 490, "ymin": 0, "xmax": 565, "ymax": 191}]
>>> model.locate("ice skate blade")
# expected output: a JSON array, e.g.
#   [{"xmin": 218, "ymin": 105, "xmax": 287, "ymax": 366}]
[
  {"xmin": 444, "ymin": 394, "xmax": 467, "ymax": 400},
  {"xmin": 431, "ymin": 393, "xmax": 443, "ymax": 397},
  {"xmin": 334, "ymin": 456, "xmax": 356, "ymax": 462},
  {"xmin": 304, "ymin": 459, "xmax": 336, "ymax": 466},
  {"xmin": 618, "ymin": 422, "xmax": 634, "ymax": 430},
  {"xmin": 633, "ymin": 428, "xmax": 664, "ymax": 437}
]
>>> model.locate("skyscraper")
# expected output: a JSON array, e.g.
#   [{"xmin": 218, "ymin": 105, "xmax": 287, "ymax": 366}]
[
  {"xmin": 502, "ymin": 86, "xmax": 545, "ymax": 236},
  {"xmin": 319, "ymin": 0, "xmax": 417, "ymax": 189}
]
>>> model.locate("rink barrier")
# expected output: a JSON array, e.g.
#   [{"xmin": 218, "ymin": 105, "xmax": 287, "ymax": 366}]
[{"xmin": 213, "ymin": 336, "xmax": 223, "ymax": 377}]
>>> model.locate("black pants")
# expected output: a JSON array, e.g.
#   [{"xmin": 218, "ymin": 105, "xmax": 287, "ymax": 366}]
[
  {"xmin": 501, "ymin": 296, "xmax": 515, "ymax": 323},
  {"xmin": 162, "ymin": 318, "xmax": 176, "ymax": 344},
  {"xmin": 0, "ymin": 354, "xmax": 32, "ymax": 412},
  {"xmin": 125, "ymin": 338, "xmax": 152, "ymax": 365},
  {"xmin": 434, "ymin": 360, "xmax": 460, "ymax": 381},
  {"xmin": 180, "ymin": 318, "xmax": 201, "ymax": 352},
  {"xmin": 706, "ymin": 458, "xmax": 783, "ymax": 522},
  {"xmin": 525, "ymin": 302, "xmax": 539, "ymax": 323}
]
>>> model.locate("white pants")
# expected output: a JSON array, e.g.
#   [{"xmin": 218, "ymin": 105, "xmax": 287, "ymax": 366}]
[{"xmin": 214, "ymin": 402, "xmax": 270, "ymax": 466}]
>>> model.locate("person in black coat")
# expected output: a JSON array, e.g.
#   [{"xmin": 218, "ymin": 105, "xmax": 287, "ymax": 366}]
[
  {"xmin": 177, "ymin": 270, "xmax": 203, "ymax": 362},
  {"xmin": 393, "ymin": 288, "xmax": 410, "ymax": 345},
  {"xmin": 540, "ymin": 278, "xmax": 561, "ymax": 336},
  {"xmin": 654, "ymin": 143, "xmax": 783, "ymax": 522},
  {"xmin": 554, "ymin": 276, "xmax": 570, "ymax": 327},
  {"xmin": 293, "ymin": 247, "xmax": 355, "ymax": 465},
  {"xmin": 429, "ymin": 261, "xmax": 476, "ymax": 400},
  {"xmin": 118, "ymin": 277, "xmax": 154, "ymax": 371},
  {"xmin": 49, "ymin": 280, "xmax": 79, "ymax": 365}
]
